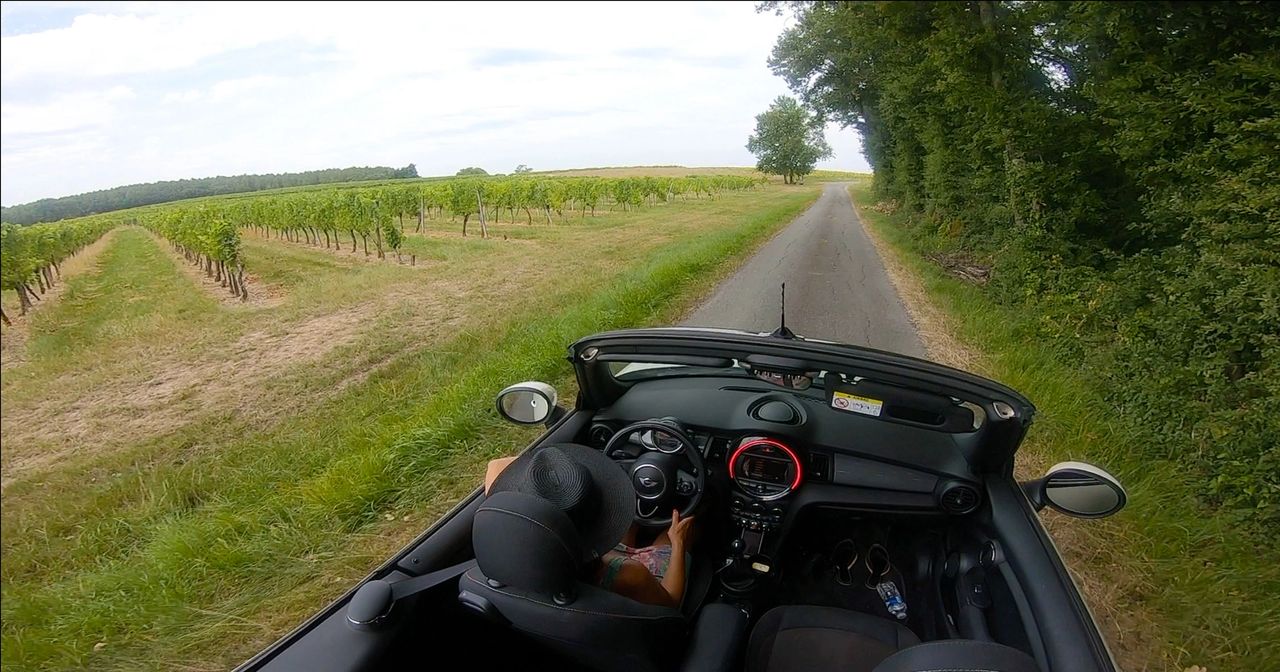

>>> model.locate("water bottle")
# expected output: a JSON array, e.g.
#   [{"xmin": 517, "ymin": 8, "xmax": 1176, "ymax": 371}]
[{"xmin": 875, "ymin": 580, "xmax": 908, "ymax": 620}]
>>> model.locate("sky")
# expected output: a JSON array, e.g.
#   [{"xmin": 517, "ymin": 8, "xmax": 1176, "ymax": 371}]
[{"xmin": 0, "ymin": 1, "xmax": 869, "ymax": 206}]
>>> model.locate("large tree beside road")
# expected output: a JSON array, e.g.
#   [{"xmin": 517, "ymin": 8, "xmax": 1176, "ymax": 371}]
[{"xmin": 746, "ymin": 96, "xmax": 832, "ymax": 184}]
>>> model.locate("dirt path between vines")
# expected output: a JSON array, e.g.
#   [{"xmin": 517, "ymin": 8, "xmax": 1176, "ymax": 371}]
[
  {"xmin": 145, "ymin": 229, "xmax": 284, "ymax": 307},
  {"xmin": 1, "ymin": 214, "xmax": 642, "ymax": 489},
  {"xmin": 0, "ymin": 285, "xmax": 468, "ymax": 492}
]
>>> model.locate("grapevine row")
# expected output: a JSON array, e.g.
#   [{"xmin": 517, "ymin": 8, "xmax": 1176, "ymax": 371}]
[
  {"xmin": 137, "ymin": 206, "xmax": 248, "ymax": 300},
  {"xmin": 222, "ymin": 175, "xmax": 761, "ymax": 253},
  {"xmin": 0, "ymin": 218, "xmax": 116, "ymax": 324},
  {"xmin": 1, "ymin": 175, "xmax": 761, "ymax": 315}
]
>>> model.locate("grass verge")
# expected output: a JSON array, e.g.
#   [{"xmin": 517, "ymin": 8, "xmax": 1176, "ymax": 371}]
[
  {"xmin": 0, "ymin": 187, "xmax": 819, "ymax": 671},
  {"xmin": 849, "ymin": 180, "xmax": 1279, "ymax": 672}
]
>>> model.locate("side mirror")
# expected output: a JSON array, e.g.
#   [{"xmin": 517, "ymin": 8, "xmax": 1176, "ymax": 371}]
[
  {"xmin": 495, "ymin": 381, "xmax": 563, "ymax": 426},
  {"xmin": 1022, "ymin": 461, "xmax": 1127, "ymax": 519}
]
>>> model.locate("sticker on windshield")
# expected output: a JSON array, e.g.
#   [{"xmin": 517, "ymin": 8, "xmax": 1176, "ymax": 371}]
[{"xmin": 831, "ymin": 391, "xmax": 883, "ymax": 417}]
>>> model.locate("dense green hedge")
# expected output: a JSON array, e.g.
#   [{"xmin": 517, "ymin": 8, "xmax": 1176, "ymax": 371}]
[{"xmin": 769, "ymin": 1, "xmax": 1278, "ymax": 527}]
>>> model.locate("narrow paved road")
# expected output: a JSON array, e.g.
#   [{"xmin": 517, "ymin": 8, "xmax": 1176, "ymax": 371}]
[{"xmin": 683, "ymin": 182, "xmax": 924, "ymax": 357}]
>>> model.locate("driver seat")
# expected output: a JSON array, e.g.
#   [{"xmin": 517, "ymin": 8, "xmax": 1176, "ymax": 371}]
[{"xmin": 459, "ymin": 491, "xmax": 688, "ymax": 672}]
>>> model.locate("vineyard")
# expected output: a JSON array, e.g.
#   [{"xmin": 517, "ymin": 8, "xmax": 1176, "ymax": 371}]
[{"xmin": 1, "ymin": 174, "xmax": 760, "ymax": 313}]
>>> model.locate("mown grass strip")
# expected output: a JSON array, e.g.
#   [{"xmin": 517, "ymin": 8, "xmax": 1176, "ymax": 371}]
[{"xmin": 849, "ymin": 181, "xmax": 1279, "ymax": 672}]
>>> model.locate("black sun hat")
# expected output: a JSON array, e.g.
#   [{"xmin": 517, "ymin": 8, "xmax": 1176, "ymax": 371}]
[{"xmin": 489, "ymin": 443, "xmax": 636, "ymax": 557}]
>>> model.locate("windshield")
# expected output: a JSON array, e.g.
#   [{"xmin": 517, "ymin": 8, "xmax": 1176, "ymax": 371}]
[
  {"xmin": 609, "ymin": 359, "xmax": 750, "ymax": 381},
  {"xmin": 607, "ymin": 358, "xmax": 832, "ymax": 390}
]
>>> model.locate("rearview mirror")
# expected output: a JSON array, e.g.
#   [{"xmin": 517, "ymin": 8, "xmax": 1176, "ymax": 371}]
[
  {"xmin": 1023, "ymin": 461, "xmax": 1127, "ymax": 518},
  {"xmin": 496, "ymin": 381, "xmax": 562, "ymax": 425}
]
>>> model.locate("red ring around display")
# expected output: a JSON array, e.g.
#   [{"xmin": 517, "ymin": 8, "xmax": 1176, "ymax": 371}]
[{"xmin": 728, "ymin": 438, "xmax": 803, "ymax": 490}]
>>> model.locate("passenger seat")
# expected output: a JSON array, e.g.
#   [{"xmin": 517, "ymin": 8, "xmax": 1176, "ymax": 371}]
[{"xmin": 747, "ymin": 605, "xmax": 1039, "ymax": 672}]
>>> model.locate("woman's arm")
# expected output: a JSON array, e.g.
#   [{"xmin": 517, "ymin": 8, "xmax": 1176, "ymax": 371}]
[
  {"xmin": 658, "ymin": 545, "xmax": 686, "ymax": 607},
  {"xmin": 610, "ymin": 560, "xmax": 680, "ymax": 608},
  {"xmin": 613, "ymin": 510, "xmax": 694, "ymax": 608},
  {"xmin": 659, "ymin": 508, "xmax": 694, "ymax": 606},
  {"xmin": 484, "ymin": 456, "xmax": 519, "ymax": 494},
  {"xmin": 611, "ymin": 546, "xmax": 686, "ymax": 608}
]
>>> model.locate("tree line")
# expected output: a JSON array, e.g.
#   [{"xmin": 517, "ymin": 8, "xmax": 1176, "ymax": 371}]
[
  {"xmin": 768, "ymin": 1, "xmax": 1278, "ymax": 527},
  {"xmin": 0, "ymin": 165, "xmax": 419, "ymax": 225}
]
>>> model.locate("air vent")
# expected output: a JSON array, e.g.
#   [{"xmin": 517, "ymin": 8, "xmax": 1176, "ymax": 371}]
[
  {"xmin": 808, "ymin": 453, "xmax": 831, "ymax": 482},
  {"xmin": 938, "ymin": 482, "xmax": 981, "ymax": 515},
  {"xmin": 706, "ymin": 436, "xmax": 731, "ymax": 461},
  {"xmin": 588, "ymin": 423, "xmax": 614, "ymax": 448}
]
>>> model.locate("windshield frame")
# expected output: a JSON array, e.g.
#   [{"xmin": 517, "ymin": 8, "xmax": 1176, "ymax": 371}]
[{"xmin": 569, "ymin": 327, "xmax": 1036, "ymax": 469}]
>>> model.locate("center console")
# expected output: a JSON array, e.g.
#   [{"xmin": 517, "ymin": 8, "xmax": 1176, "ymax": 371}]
[{"xmin": 721, "ymin": 437, "xmax": 803, "ymax": 594}]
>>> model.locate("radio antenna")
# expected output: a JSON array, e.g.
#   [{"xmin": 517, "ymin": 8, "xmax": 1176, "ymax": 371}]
[{"xmin": 770, "ymin": 283, "xmax": 796, "ymax": 339}]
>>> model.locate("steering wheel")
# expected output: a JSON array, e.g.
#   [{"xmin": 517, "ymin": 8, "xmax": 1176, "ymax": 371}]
[{"xmin": 603, "ymin": 419, "xmax": 707, "ymax": 527}]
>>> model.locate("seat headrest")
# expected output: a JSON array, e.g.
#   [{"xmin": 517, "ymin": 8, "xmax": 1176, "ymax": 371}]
[{"xmin": 473, "ymin": 491, "xmax": 585, "ymax": 596}]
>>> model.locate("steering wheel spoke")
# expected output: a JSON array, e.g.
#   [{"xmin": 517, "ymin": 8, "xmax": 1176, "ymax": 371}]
[
  {"xmin": 675, "ymin": 468, "xmax": 696, "ymax": 494},
  {"xmin": 637, "ymin": 499, "xmax": 662, "ymax": 519},
  {"xmin": 606, "ymin": 444, "xmax": 642, "ymax": 460},
  {"xmin": 675, "ymin": 468, "xmax": 699, "ymax": 497}
]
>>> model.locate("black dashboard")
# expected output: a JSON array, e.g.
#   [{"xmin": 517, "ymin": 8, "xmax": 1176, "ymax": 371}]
[{"xmin": 588, "ymin": 376, "xmax": 988, "ymax": 518}]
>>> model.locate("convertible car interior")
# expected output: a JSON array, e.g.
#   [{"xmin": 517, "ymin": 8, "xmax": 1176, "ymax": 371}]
[{"xmin": 239, "ymin": 328, "xmax": 1127, "ymax": 672}]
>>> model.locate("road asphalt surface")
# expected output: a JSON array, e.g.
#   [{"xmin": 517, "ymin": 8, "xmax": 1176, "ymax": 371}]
[{"xmin": 682, "ymin": 182, "xmax": 925, "ymax": 357}]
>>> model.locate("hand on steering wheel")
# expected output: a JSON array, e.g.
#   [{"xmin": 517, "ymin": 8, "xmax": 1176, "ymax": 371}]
[{"xmin": 603, "ymin": 419, "xmax": 706, "ymax": 527}]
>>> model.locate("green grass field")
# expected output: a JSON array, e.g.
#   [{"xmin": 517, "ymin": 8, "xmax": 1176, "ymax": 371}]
[
  {"xmin": 0, "ymin": 183, "xmax": 821, "ymax": 671},
  {"xmin": 848, "ymin": 179, "xmax": 1280, "ymax": 672}
]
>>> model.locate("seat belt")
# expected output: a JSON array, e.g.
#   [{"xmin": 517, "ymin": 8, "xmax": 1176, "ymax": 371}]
[
  {"xmin": 347, "ymin": 559, "xmax": 478, "ymax": 630},
  {"xmin": 391, "ymin": 559, "xmax": 478, "ymax": 600}
]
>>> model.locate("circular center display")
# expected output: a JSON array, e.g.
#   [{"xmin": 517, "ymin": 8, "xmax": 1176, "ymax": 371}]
[{"xmin": 728, "ymin": 438, "xmax": 803, "ymax": 500}]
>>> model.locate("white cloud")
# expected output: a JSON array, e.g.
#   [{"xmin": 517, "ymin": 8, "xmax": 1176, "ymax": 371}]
[
  {"xmin": 1, "ymin": 85, "xmax": 134, "ymax": 134},
  {"xmin": 0, "ymin": 1, "xmax": 869, "ymax": 206},
  {"xmin": 208, "ymin": 76, "xmax": 283, "ymax": 103},
  {"xmin": 162, "ymin": 89, "xmax": 202, "ymax": 105},
  {"xmin": 3, "ymin": 8, "xmax": 270, "ymax": 80}
]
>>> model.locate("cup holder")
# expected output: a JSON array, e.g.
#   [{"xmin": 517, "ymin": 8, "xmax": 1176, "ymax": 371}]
[
  {"xmin": 720, "ymin": 573, "xmax": 757, "ymax": 595},
  {"xmin": 719, "ymin": 554, "xmax": 774, "ymax": 596}
]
